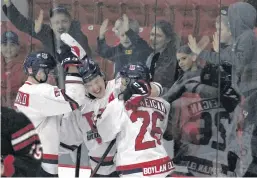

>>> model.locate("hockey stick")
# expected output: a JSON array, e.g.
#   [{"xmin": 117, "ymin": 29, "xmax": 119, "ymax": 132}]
[
  {"xmin": 90, "ymin": 139, "xmax": 116, "ymax": 177},
  {"xmin": 75, "ymin": 145, "xmax": 82, "ymax": 177},
  {"xmin": 60, "ymin": 33, "xmax": 87, "ymax": 59},
  {"xmin": 50, "ymin": 18, "xmax": 65, "ymax": 90},
  {"xmin": 60, "ymin": 33, "xmax": 87, "ymax": 177}
]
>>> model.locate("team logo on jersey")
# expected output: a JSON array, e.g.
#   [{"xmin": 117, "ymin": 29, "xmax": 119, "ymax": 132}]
[{"xmin": 87, "ymin": 130, "xmax": 101, "ymax": 141}]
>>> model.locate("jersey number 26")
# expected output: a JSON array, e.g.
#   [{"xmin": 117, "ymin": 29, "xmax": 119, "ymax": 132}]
[{"xmin": 130, "ymin": 111, "xmax": 164, "ymax": 151}]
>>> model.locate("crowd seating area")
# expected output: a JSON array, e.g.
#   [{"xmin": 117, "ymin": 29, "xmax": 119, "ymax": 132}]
[{"xmin": 1, "ymin": 0, "xmax": 239, "ymax": 79}]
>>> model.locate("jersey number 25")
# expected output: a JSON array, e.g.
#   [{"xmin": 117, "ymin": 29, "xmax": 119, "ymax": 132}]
[{"xmin": 130, "ymin": 111, "xmax": 164, "ymax": 151}]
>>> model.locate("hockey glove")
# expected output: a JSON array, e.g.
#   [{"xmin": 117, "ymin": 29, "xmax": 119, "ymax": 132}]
[
  {"xmin": 124, "ymin": 80, "xmax": 151, "ymax": 111},
  {"xmin": 220, "ymin": 87, "xmax": 241, "ymax": 113},
  {"xmin": 200, "ymin": 63, "xmax": 231, "ymax": 91},
  {"xmin": 59, "ymin": 44, "xmax": 82, "ymax": 70}
]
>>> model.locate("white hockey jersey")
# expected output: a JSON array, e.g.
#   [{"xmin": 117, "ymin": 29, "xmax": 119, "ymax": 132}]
[
  {"xmin": 60, "ymin": 80, "xmax": 117, "ymax": 175},
  {"xmin": 170, "ymin": 87, "xmax": 237, "ymax": 177},
  {"xmin": 97, "ymin": 97, "xmax": 175, "ymax": 177},
  {"xmin": 14, "ymin": 76, "xmax": 85, "ymax": 175}
]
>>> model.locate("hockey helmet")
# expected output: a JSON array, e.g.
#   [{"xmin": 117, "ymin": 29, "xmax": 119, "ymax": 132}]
[
  {"xmin": 119, "ymin": 62, "xmax": 152, "ymax": 85},
  {"xmin": 78, "ymin": 58, "xmax": 103, "ymax": 83},
  {"xmin": 23, "ymin": 51, "xmax": 56, "ymax": 83}
]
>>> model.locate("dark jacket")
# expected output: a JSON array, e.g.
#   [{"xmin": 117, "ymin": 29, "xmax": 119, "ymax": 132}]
[
  {"xmin": 1, "ymin": 107, "xmax": 42, "ymax": 177},
  {"xmin": 162, "ymin": 69, "xmax": 201, "ymax": 103},
  {"xmin": 199, "ymin": 2, "xmax": 257, "ymax": 97},
  {"xmin": 97, "ymin": 29, "xmax": 152, "ymax": 77},
  {"xmin": 146, "ymin": 42, "xmax": 178, "ymax": 92},
  {"xmin": 198, "ymin": 45, "xmax": 235, "ymax": 86},
  {"xmin": 2, "ymin": 3, "xmax": 92, "ymax": 58}
]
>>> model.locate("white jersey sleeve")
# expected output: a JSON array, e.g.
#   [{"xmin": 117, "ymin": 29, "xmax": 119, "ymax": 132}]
[
  {"xmin": 97, "ymin": 98, "xmax": 124, "ymax": 143},
  {"xmin": 15, "ymin": 76, "xmax": 85, "ymax": 117}
]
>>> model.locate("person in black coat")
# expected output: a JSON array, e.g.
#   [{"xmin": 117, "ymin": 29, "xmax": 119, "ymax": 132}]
[
  {"xmin": 97, "ymin": 14, "xmax": 152, "ymax": 77},
  {"xmin": 2, "ymin": 0, "xmax": 92, "ymax": 58}
]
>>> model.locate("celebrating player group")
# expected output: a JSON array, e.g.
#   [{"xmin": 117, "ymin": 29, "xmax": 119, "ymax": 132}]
[{"xmin": 8, "ymin": 31, "xmax": 256, "ymax": 178}]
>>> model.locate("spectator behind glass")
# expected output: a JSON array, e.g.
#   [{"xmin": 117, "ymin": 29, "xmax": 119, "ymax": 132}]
[
  {"xmin": 2, "ymin": 0, "xmax": 91, "ymax": 57},
  {"xmin": 162, "ymin": 45, "xmax": 201, "ymax": 103},
  {"xmin": 189, "ymin": 2, "xmax": 257, "ymax": 176},
  {"xmin": 213, "ymin": 7, "xmax": 233, "ymax": 52},
  {"xmin": 146, "ymin": 20, "xmax": 178, "ymax": 92},
  {"xmin": 189, "ymin": 3, "xmax": 257, "ymax": 97},
  {"xmin": 188, "ymin": 7, "xmax": 235, "ymax": 91},
  {"xmin": 1, "ymin": 31, "xmax": 26, "ymax": 107},
  {"xmin": 97, "ymin": 14, "xmax": 152, "ymax": 77}
]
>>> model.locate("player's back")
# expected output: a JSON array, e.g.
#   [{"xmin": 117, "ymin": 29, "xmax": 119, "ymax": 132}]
[
  {"xmin": 14, "ymin": 77, "xmax": 84, "ymax": 176},
  {"xmin": 118, "ymin": 97, "xmax": 170, "ymax": 163},
  {"xmin": 171, "ymin": 89, "xmax": 236, "ymax": 177},
  {"xmin": 98, "ymin": 96, "xmax": 175, "ymax": 177},
  {"xmin": 15, "ymin": 82, "xmax": 56, "ymax": 123}
]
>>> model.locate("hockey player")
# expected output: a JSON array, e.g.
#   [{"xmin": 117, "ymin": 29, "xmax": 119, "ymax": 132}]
[
  {"xmin": 1, "ymin": 106, "xmax": 42, "ymax": 177},
  {"xmin": 14, "ymin": 48, "xmax": 85, "ymax": 177},
  {"xmin": 96, "ymin": 63, "xmax": 174, "ymax": 177},
  {"xmin": 59, "ymin": 59, "xmax": 163, "ymax": 177}
]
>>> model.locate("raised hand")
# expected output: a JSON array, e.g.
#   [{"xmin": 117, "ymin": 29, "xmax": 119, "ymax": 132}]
[
  {"xmin": 121, "ymin": 14, "xmax": 129, "ymax": 33},
  {"xmin": 188, "ymin": 34, "xmax": 202, "ymax": 55},
  {"xmin": 99, "ymin": 19, "xmax": 109, "ymax": 40},
  {"xmin": 34, "ymin": 10, "xmax": 44, "ymax": 33},
  {"xmin": 212, "ymin": 32, "xmax": 219, "ymax": 52}
]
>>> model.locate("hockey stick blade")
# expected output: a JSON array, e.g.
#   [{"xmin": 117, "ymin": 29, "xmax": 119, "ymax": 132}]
[
  {"xmin": 60, "ymin": 33, "xmax": 87, "ymax": 59},
  {"xmin": 90, "ymin": 139, "xmax": 116, "ymax": 177}
]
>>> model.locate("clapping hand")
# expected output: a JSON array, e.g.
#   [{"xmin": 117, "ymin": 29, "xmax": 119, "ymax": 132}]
[
  {"xmin": 99, "ymin": 19, "xmax": 109, "ymax": 40},
  {"xmin": 212, "ymin": 32, "xmax": 219, "ymax": 52},
  {"xmin": 188, "ymin": 35, "xmax": 202, "ymax": 55},
  {"xmin": 35, "ymin": 10, "xmax": 44, "ymax": 33}
]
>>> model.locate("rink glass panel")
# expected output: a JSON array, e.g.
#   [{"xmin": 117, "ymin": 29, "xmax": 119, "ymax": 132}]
[{"xmin": 1, "ymin": 0, "xmax": 255, "ymax": 176}]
